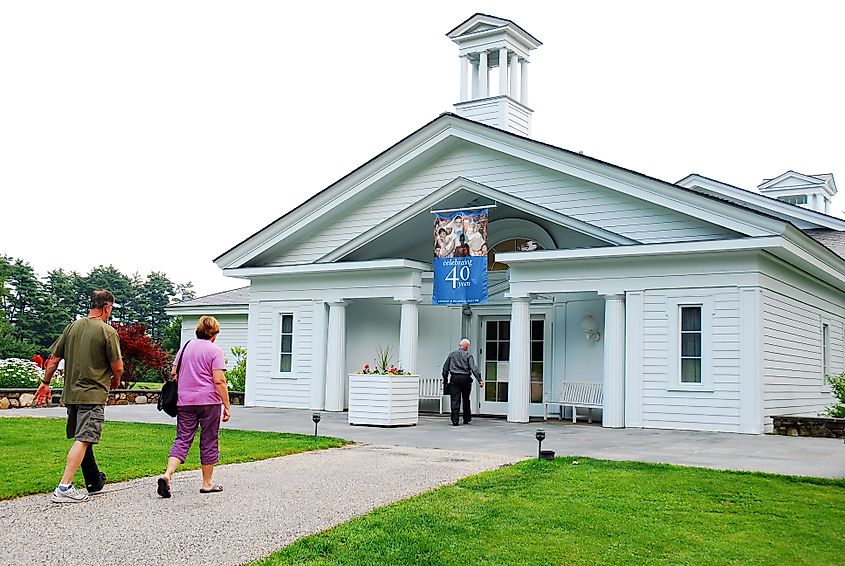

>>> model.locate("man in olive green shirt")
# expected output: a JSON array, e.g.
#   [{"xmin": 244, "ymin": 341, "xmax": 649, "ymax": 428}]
[{"xmin": 35, "ymin": 289, "xmax": 123, "ymax": 503}]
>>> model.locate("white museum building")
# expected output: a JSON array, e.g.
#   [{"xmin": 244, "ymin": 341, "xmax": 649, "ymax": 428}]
[{"xmin": 168, "ymin": 14, "xmax": 845, "ymax": 434}]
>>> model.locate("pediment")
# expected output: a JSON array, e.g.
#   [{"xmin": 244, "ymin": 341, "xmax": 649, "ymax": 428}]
[
  {"xmin": 758, "ymin": 171, "xmax": 825, "ymax": 191},
  {"xmin": 321, "ymin": 177, "xmax": 633, "ymax": 265}
]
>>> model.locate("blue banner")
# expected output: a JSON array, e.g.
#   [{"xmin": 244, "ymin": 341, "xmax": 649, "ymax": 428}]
[{"xmin": 432, "ymin": 209, "xmax": 488, "ymax": 305}]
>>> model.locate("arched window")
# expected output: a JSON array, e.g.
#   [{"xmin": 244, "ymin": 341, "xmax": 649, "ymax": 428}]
[{"xmin": 488, "ymin": 239, "xmax": 544, "ymax": 271}]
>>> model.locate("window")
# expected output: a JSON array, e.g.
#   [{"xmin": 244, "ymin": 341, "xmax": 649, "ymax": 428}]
[
  {"xmin": 488, "ymin": 238, "xmax": 544, "ymax": 271},
  {"xmin": 279, "ymin": 314, "xmax": 294, "ymax": 373},
  {"xmin": 666, "ymin": 296, "xmax": 712, "ymax": 391},
  {"xmin": 777, "ymin": 194, "xmax": 808, "ymax": 206},
  {"xmin": 822, "ymin": 323, "xmax": 831, "ymax": 383},
  {"xmin": 680, "ymin": 306, "xmax": 702, "ymax": 383}
]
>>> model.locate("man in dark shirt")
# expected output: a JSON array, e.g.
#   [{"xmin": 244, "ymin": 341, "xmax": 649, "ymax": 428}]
[{"xmin": 442, "ymin": 339, "xmax": 484, "ymax": 426}]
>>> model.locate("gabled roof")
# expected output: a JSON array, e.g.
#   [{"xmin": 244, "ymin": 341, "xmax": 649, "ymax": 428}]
[
  {"xmin": 215, "ymin": 113, "xmax": 790, "ymax": 271},
  {"xmin": 446, "ymin": 13, "xmax": 542, "ymax": 47},
  {"xmin": 166, "ymin": 287, "xmax": 249, "ymax": 315},
  {"xmin": 758, "ymin": 170, "xmax": 827, "ymax": 189}
]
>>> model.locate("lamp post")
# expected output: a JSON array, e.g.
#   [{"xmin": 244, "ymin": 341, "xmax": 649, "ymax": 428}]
[
  {"xmin": 312, "ymin": 412, "xmax": 321, "ymax": 439},
  {"xmin": 535, "ymin": 428, "xmax": 545, "ymax": 460}
]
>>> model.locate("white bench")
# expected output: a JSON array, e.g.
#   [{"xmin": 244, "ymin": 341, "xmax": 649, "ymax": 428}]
[
  {"xmin": 544, "ymin": 382, "xmax": 603, "ymax": 423},
  {"xmin": 418, "ymin": 376, "xmax": 445, "ymax": 414}
]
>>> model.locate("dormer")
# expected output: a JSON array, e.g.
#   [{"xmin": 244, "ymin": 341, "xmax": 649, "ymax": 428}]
[
  {"xmin": 757, "ymin": 171, "xmax": 838, "ymax": 214},
  {"xmin": 446, "ymin": 14, "xmax": 542, "ymax": 137}
]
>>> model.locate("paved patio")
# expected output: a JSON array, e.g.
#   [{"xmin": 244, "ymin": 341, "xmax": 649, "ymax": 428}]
[{"xmin": 7, "ymin": 404, "xmax": 845, "ymax": 478}]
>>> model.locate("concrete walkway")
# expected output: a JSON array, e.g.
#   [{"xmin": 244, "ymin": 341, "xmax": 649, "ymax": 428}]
[
  {"xmin": 2, "ymin": 405, "xmax": 844, "ymax": 565},
  {"xmin": 0, "ymin": 444, "xmax": 516, "ymax": 566}
]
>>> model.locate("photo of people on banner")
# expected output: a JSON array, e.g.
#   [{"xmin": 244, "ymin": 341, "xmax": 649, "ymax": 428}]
[{"xmin": 432, "ymin": 209, "xmax": 488, "ymax": 305}]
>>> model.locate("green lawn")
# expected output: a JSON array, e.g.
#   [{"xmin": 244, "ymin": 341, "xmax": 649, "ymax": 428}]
[
  {"xmin": 257, "ymin": 457, "xmax": 845, "ymax": 566},
  {"xmin": 0, "ymin": 417, "xmax": 349, "ymax": 500}
]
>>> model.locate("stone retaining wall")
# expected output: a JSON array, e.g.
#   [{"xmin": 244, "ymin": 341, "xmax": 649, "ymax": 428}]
[
  {"xmin": 772, "ymin": 415, "xmax": 845, "ymax": 438},
  {"xmin": 0, "ymin": 389, "xmax": 244, "ymax": 409}
]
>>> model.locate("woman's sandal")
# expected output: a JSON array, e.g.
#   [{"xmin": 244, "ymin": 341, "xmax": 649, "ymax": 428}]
[
  {"xmin": 157, "ymin": 477, "xmax": 171, "ymax": 498},
  {"xmin": 199, "ymin": 484, "xmax": 223, "ymax": 494}
]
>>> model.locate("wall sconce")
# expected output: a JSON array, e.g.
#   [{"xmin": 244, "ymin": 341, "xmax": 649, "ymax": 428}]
[
  {"xmin": 580, "ymin": 315, "xmax": 601, "ymax": 342},
  {"xmin": 462, "ymin": 305, "xmax": 472, "ymax": 317}
]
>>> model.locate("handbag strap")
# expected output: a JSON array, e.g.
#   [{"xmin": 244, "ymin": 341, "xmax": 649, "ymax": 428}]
[{"xmin": 174, "ymin": 340, "xmax": 192, "ymax": 385}]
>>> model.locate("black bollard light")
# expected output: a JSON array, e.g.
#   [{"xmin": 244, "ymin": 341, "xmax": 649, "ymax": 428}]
[
  {"xmin": 535, "ymin": 428, "xmax": 546, "ymax": 460},
  {"xmin": 312, "ymin": 412, "xmax": 321, "ymax": 439}
]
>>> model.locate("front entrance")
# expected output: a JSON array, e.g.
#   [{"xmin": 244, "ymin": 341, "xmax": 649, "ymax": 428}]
[{"xmin": 479, "ymin": 317, "xmax": 545, "ymax": 415}]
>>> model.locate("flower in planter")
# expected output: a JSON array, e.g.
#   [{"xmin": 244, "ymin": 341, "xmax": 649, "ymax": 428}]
[{"xmin": 359, "ymin": 346, "xmax": 411, "ymax": 375}]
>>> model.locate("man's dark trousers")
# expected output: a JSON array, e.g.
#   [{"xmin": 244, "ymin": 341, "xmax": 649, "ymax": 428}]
[{"xmin": 448, "ymin": 373, "xmax": 473, "ymax": 425}]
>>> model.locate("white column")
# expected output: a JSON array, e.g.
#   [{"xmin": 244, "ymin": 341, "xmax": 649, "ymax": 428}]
[
  {"xmin": 244, "ymin": 301, "xmax": 260, "ymax": 407},
  {"xmin": 624, "ymin": 291, "xmax": 643, "ymax": 427},
  {"xmin": 507, "ymin": 296, "xmax": 531, "ymax": 423},
  {"xmin": 498, "ymin": 48, "xmax": 508, "ymax": 95},
  {"xmin": 739, "ymin": 287, "xmax": 763, "ymax": 433},
  {"xmin": 459, "ymin": 55, "xmax": 469, "ymax": 102},
  {"xmin": 602, "ymin": 294, "xmax": 626, "ymax": 428},
  {"xmin": 309, "ymin": 300, "xmax": 327, "ymax": 410},
  {"xmin": 471, "ymin": 57, "xmax": 479, "ymax": 99},
  {"xmin": 324, "ymin": 301, "xmax": 347, "ymax": 412},
  {"xmin": 520, "ymin": 59, "xmax": 529, "ymax": 105},
  {"xmin": 478, "ymin": 50, "xmax": 488, "ymax": 98},
  {"xmin": 399, "ymin": 299, "xmax": 420, "ymax": 374},
  {"xmin": 509, "ymin": 53, "xmax": 519, "ymax": 99}
]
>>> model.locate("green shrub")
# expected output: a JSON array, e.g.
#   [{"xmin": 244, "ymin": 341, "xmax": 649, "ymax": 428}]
[
  {"xmin": 824, "ymin": 372, "xmax": 845, "ymax": 417},
  {"xmin": 227, "ymin": 346, "xmax": 246, "ymax": 391},
  {"xmin": 0, "ymin": 358, "xmax": 42, "ymax": 388}
]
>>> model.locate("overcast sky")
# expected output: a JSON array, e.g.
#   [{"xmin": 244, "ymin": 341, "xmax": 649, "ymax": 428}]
[{"xmin": 2, "ymin": 1, "xmax": 843, "ymax": 297}]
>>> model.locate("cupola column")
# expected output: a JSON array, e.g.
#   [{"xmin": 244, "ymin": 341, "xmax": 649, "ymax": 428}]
[
  {"xmin": 478, "ymin": 50, "xmax": 489, "ymax": 97},
  {"xmin": 509, "ymin": 53, "xmax": 520, "ymax": 99},
  {"xmin": 498, "ymin": 48, "xmax": 509, "ymax": 95},
  {"xmin": 459, "ymin": 55, "xmax": 469, "ymax": 102},
  {"xmin": 520, "ymin": 59, "xmax": 529, "ymax": 105}
]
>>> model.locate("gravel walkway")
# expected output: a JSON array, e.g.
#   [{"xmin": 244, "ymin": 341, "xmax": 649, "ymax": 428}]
[{"xmin": 0, "ymin": 444, "xmax": 518, "ymax": 566}]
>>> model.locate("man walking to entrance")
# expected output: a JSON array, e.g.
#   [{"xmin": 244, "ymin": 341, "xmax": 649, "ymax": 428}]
[
  {"xmin": 34, "ymin": 289, "xmax": 123, "ymax": 503},
  {"xmin": 442, "ymin": 339, "xmax": 484, "ymax": 426}
]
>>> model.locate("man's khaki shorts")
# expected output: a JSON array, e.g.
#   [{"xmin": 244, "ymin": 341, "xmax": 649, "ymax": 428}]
[{"xmin": 66, "ymin": 404, "xmax": 105, "ymax": 444}]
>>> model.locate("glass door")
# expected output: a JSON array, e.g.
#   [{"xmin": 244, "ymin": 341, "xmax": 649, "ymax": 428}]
[
  {"xmin": 480, "ymin": 319, "xmax": 509, "ymax": 414},
  {"xmin": 480, "ymin": 317, "xmax": 545, "ymax": 415}
]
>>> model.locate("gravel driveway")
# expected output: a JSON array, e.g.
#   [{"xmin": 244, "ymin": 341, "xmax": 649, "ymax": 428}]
[{"xmin": 0, "ymin": 444, "xmax": 518, "ymax": 566}]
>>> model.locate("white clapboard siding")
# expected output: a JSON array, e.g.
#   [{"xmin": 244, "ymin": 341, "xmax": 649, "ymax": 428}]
[
  {"xmin": 251, "ymin": 301, "xmax": 313, "ymax": 409},
  {"xmin": 639, "ymin": 287, "xmax": 742, "ymax": 432},
  {"xmin": 178, "ymin": 314, "xmax": 248, "ymax": 369},
  {"xmin": 761, "ymin": 289, "xmax": 844, "ymax": 420},
  {"xmin": 267, "ymin": 144, "xmax": 734, "ymax": 266}
]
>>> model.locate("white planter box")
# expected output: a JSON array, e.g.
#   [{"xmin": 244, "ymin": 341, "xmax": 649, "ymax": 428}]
[{"xmin": 348, "ymin": 374, "xmax": 420, "ymax": 427}]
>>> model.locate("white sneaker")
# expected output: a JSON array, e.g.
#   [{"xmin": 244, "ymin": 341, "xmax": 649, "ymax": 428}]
[{"xmin": 50, "ymin": 485, "xmax": 89, "ymax": 503}]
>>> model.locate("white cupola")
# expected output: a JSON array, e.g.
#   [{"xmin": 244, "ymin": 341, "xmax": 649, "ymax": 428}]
[
  {"xmin": 446, "ymin": 14, "xmax": 542, "ymax": 137},
  {"xmin": 757, "ymin": 171, "xmax": 838, "ymax": 214}
]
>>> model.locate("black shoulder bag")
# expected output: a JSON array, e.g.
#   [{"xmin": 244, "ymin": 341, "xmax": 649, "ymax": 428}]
[{"xmin": 158, "ymin": 340, "xmax": 191, "ymax": 418}]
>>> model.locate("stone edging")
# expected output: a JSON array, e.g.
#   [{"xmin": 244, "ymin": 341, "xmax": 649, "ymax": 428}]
[
  {"xmin": 0, "ymin": 388, "xmax": 244, "ymax": 409},
  {"xmin": 772, "ymin": 415, "xmax": 845, "ymax": 438}
]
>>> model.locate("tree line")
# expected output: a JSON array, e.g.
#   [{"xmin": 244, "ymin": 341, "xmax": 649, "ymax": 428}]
[{"xmin": 0, "ymin": 255, "xmax": 194, "ymax": 360}]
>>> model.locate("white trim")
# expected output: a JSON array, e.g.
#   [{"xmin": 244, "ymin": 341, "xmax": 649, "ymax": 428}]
[
  {"xmin": 666, "ymin": 296, "xmax": 714, "ymax": 392},
  {"xmin": 223, "ymin": 259, "xmax": 431, "ymax": 278},
  {"xmin": 624, "ymin": 291, "xmax": 644, "ymax": 428},
  {"xmin": 271, "ymin": 308, "xmax": 299, "ymax": 379},
  {"xmin": 499, "ymin": 237, "xmax": 783, "ymax": 263},
  {"xmin": 244, "ymin": 302, "xmax": 260, "ymax": 406},
  {"xmin": 430, "ymin": 204, "xmax": 497, "ymax": 214},
  {"xmin": 165, "ymin": 305, "xmax": 248, "ymax": 316},
  {"xmin": 738, "ymin": 287, "xmax": 764, "ymax": 434}
]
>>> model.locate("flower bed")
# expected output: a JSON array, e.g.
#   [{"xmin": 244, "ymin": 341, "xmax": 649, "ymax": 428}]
[{"xmin": 0, "ymin": 389, "xmax": 245, "ymax": 409}]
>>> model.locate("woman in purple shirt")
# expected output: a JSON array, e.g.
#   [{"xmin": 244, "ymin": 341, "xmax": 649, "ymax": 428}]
[{"xmin": 157, "ymin": 316, "xmax": 231, "ymax": 498}]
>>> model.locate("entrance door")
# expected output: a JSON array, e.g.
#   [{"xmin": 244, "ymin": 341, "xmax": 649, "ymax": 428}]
[
  {"xmin": 480, "ymin": 318, "xmax": 510, "ymax": 414},
  {"xmin": 479, "ymin": 317, "xmax": 546, "ymax": 415}
]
